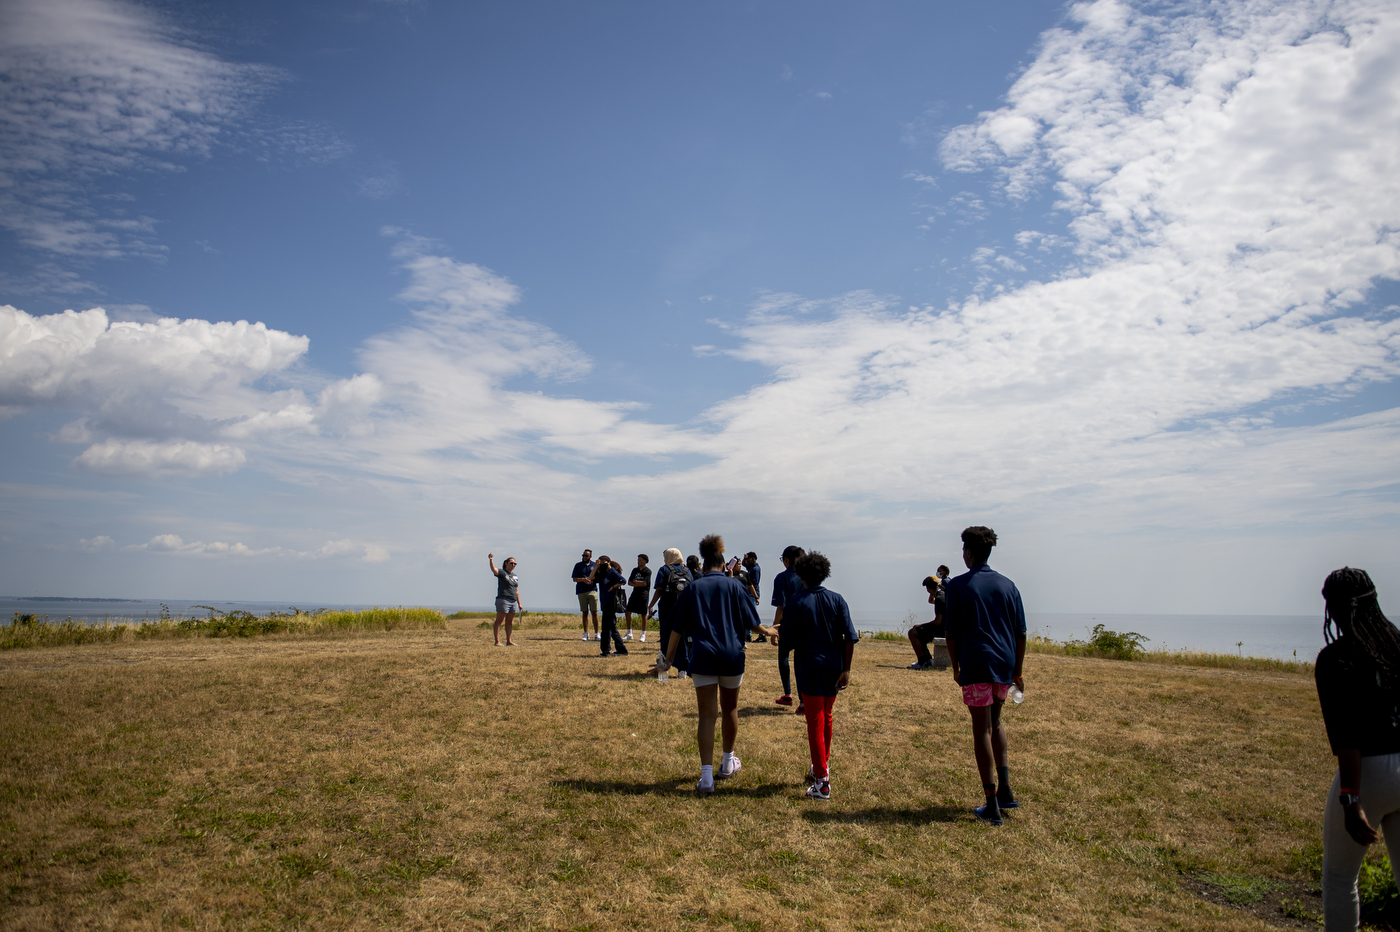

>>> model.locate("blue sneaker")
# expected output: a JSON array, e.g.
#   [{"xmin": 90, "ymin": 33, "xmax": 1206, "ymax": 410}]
[{"xmin": 974, "ymin": 801, "xmax": 1003, "ymax": 825}]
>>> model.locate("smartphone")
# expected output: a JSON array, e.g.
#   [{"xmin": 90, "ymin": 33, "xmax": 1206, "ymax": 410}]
[{"xmin": 726, "ymin": 556, "xmax": 740, "ymax": 573}]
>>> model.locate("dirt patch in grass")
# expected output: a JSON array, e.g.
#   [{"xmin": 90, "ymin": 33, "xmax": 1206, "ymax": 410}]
[
  {"xmin": 0, "ymin": 619, "xmax": 1337, "ymax": 930},
  {"xmin": 1180, "ymin": 871, "xmax": 1323, "ymax": 928}
]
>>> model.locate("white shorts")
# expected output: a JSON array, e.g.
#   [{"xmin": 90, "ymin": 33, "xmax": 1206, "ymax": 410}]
[{"xmin": 690, "ymin": 673, "xmax": 744, "ymax": 689}]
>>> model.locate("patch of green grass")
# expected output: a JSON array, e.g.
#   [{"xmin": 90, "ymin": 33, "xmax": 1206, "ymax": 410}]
[{"xmin": 1197, "ymin": 871, "xmax": 1280, "ymax": 905}]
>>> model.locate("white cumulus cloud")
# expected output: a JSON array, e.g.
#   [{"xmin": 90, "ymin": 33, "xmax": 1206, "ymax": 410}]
[{"xmin": 75, "ymin": 439, "xmax": 247, "ymax": 477}]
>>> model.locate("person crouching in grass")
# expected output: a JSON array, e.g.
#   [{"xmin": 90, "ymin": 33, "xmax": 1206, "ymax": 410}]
[
  {"xmin": 654, "ymin": 534, "xmax": 777, "ymax": 793},
  {"xmin": 778, "ymin": 551, "xmax": 858, "ymax": 801}
]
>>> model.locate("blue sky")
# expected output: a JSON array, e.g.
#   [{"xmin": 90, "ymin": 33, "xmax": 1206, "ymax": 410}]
[{"xmin": 1, "ymin": 0, "xmax": 1398, "ymax": 616}]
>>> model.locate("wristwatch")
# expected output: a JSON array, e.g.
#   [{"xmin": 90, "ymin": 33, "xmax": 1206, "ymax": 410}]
[{"xmin": 1340, "ymin": 792, "xmax": 1361, "ymax": 807}]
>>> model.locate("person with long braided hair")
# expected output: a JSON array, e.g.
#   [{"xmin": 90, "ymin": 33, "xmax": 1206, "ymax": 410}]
[{"xmin": 1314, "ymin": 567, "xmax": 1400, "ymax": 930}]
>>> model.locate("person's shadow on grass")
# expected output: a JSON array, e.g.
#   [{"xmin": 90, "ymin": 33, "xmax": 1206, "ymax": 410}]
[
  {"xmin": 800, "ymin": 804, "xmax": 966, "ymax": 825},
  {"xmin": 552, "ymin": 778, "xmax": 791, "ymax": 799}
]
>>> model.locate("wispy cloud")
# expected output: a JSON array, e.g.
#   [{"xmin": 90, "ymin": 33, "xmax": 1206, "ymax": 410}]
[{"xmin": 0, "ymin": 0, "xmax": 278, "ymax": 257}]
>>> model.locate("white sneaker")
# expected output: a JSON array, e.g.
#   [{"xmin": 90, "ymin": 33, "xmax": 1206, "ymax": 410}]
[
  {"xmin": 639, "ymin": 633, "xmax": 646, "ymax": 642},
  {"xmin": 581, "ymin": 633, "xmax": 589, "ymax": 641},
  {"xmin": 696, "ymin": 779, "xmax": 715, "ymax": 794},
  {"xmin": 716, "ymin": 755, "xmax": 742, "ymax": 779},
  {"xmin": 623, "ymin": 632, "xmax": 633, "ymax": 641}
]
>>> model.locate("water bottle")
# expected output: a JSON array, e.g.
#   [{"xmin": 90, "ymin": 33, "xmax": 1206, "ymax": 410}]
[
  {"xmin": 656, "ymin": 650, "xmax": 669, "ymax": 683},
  {"xmin": 1008, "ymin": 685, "xmax": 1024, "ymax": 704}
]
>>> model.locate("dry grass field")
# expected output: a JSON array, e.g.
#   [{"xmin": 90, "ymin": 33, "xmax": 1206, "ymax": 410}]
[{"xmin": 0, "ymin": 615, "xmax": 1357, "ymax": 931}]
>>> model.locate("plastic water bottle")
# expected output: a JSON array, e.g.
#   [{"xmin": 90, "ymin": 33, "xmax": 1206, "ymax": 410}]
[
  {"xmin": 1008, "ymin": 685, "xmax": 1024, "ymax": 704},
  {"xmin": 656, "ymin": 650, "xmax": 669, "ymax": 683}
]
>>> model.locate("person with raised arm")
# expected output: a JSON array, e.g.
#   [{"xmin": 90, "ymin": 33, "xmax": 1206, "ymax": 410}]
[
  {"xmin": 591, "ymin": 556, "xmax": 629, "ymax": 657},
  {"xmin": 1314, "ymin": 568, "xmax": 1400, "ymax": 931},
  {"xmin": 944, "ymin": 526, "xmax": 1025, "ymax": 825},
  {"xmin": 653, "ymin": 534, "xmax": 777, "ymax": 793},
  {"xmin": 487, "ymin": 553, "xmax": 522, "ymax": 647}
]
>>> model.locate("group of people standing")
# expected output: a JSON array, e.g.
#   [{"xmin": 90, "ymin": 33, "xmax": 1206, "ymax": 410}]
[
  {"xmin": 569, "ymin": 548, "xmax": 762, "ymax": 659},
  {"xmin": 550, "ymin": 527, "xmax": 1028, "ymax": 813},
  {"xmin": 490, "ymin": 527, "xmax": 1028, "ymax": 814}
]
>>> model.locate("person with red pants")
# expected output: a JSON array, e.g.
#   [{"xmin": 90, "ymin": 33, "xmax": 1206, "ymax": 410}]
[{"xmin": 777, "ymin": 550, "xmax": 859, "ymax": 801}]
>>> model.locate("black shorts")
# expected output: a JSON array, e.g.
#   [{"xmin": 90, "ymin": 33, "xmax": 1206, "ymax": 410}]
[
  {"xmin": 626, "ymin": 590, "xmax": 649, "ymax": 615},
  {"xmin": 911, "ymin": 621, "xmax": 943, "ymax": 643}
]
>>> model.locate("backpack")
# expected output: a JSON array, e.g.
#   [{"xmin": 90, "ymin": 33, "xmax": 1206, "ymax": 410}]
[{"xmin": 663, "ymin": 565, "xmax": 692, "ymax": 596}]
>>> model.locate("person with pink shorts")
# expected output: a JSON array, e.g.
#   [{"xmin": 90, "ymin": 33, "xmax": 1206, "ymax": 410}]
[{"xmin": 944, "ymin": 526, "xmax": 1026, "ymax": 825}]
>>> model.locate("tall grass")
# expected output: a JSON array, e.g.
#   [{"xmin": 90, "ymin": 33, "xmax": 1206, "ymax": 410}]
[{"xmin": 1, "ymin": 606, "xmax": 445, "ymax": 651}]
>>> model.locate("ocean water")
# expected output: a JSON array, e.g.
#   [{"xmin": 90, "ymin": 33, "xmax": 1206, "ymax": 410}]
[
  {"xmin": 1, "ymin": 598, "xmax": 1325, "ymax": 661},
  {"xmin": 847, "ymin": 610, "xmax": 1323, "ymax": 662}
]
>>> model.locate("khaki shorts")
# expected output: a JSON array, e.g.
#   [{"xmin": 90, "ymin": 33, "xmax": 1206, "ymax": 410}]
[
  {"xmin": 577, "ymin": 591, "xmax": 600, "ymax": 612},
  {"xmin": 690, "ymin": 673, "xmax": 744, "ymax": 689}
]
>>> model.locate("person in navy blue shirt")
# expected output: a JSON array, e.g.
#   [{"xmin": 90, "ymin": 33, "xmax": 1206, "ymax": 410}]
[
  {"xmin": 654, "ymin": 534, "xmax": 777, "ymax": 793},
  {"xmin": 944, "ymin": 526, "xmax": 1026, "ymax": 825},
  {"xmin": 591, "ymin": 556, "xmax": 630, "ymax": 657},
  {"xmin": 769, "ymin": 545, "xmax": 806, "ymax": 704},
  {"xmin": 647, "ymin": 548, "xmax": 692, "ymax": 677},
  {"xmin": 572, "ymin": 549, "xmax": 600, "ymax": 641},
  {"xmin": 623, "ymin": 554, "xmax": 652, "ymax": 642},
  {"xmin": 743, "ymin": 552, "xmax": 765, "ymax": 642},
  {"xmin": 778, "ymin": 551, "xmax": 858, "ymax": 801}
]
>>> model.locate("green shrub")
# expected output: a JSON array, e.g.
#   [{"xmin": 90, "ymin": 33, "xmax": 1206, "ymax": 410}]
[
  {"xmin": 1360, "ymin": 854, "xmax": 1400, "ymax": 925},
  {"xmin": 1064, "ymin": 624, "xmax": 1149, "ymax": 661}
]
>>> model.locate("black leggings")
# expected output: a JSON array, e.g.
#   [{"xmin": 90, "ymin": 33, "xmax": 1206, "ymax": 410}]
[{"xmin": 600, "ymin": 607, "xmax": 627, "ymax": 655}]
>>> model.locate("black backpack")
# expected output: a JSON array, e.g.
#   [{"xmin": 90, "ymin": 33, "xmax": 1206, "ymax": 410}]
[{"xmin": 664, "ymin": 565, "xmax": 692, "ymax": 596}]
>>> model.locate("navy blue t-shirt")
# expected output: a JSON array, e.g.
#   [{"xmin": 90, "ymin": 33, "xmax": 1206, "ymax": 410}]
[
  {"xmin": 771, "ymin": 568, "xmax": 803, "ymax": 608},
  {"xmin": 599, "ymin": 567, "xmax": 626, "ymax": 607},
  {"xmin": 779, "ymin": 586, "xmax": 858, "ymax": 697},
  {"xmin": 748, "ymin": 562, "xmax": 762, "ymax": 596},
  {"xmin": 944, "ymin": 563, "xmax": 1026, "ymax": 685},
  {"xmin": 572, "ymin": 560, "xmax": 598, "ymax": 595},
  {"xmin": 670, "ymin": 570, "xmax": 761, "ymax": 676}
]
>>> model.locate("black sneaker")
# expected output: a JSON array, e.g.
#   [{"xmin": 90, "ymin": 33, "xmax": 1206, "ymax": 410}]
[
  {"xmin": 974, "ymin": 798, "xmax": 1003, "ymax": 825},
  {"xmin": 996, "ymin": 787, "xmax": 1020, "ymax": 809}
]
